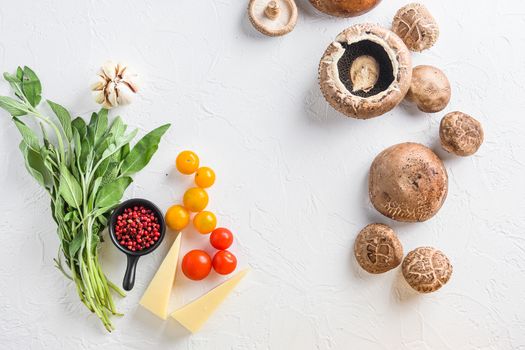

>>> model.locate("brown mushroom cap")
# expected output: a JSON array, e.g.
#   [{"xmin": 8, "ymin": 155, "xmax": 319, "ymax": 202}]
[
  {"xmin": 248, "ymin": 0, "xmax": 298, "ymax": 37},
  {"xmin": 440, "ymin": 111, "xmax": 484, "ymax": 156},
  {"xmin": 369, "ymin": 142, "xmax": 448, "ymax": 222},
  {"xmin": 319, "ymin": 24, "xmax": 412, "ymax": 119},
  {"xmin": 402, "ymin": 247, "xmax": 452, "ymax": 293},
  {"xmin": 392, "ymin": 3, "xmax": 439, "ymax": 52},
  {"xmin": 309, "ymin": 0, "xmax": 381, "ymax": 18},
  {"xmin": 406, "ymin": 65, "xmax": 451, "ymax": 113},
  {"xmin": 354, "ymin": 223, "xmax": 403, "ymax": 274}
]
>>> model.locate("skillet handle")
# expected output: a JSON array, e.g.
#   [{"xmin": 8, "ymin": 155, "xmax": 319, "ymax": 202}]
[{"xmin": 123, "ymin": 255, "xmax": 140, "ymax": 291}]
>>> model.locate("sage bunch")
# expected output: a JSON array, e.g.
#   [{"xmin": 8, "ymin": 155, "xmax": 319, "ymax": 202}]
[{"xmin": 0, "ymin": 66, "xmax": 170, "ymax": 331}]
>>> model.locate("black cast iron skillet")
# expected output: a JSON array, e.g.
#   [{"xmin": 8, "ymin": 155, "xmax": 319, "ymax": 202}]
[{"xmin": 109, "ymin": 198, "xmax": 166, "ymax": 291}]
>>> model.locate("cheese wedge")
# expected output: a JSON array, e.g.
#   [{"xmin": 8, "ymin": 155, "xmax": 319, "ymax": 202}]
[
  {"xmin": 139, "ymin": 233, "xmax": 182, "ymax": 319},
  {"xmin": 171, "ymin": 268, "xmax": 249, "ymax": 333}
]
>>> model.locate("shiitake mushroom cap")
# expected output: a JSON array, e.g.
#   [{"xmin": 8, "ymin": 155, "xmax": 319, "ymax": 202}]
[
  {"xmin": 310, "ymin": 0, "xmax": 382, "ymax": 18},
  {"xmin": 392, "ymin": 3, "xmax": 439, "ymax": 52},
  {"xmin": 402, "ymin": 247, "xmax": 453, "ymax": 293},
  {"xmin": 440, "ymin": 111, "xmax": 484, "ymax": 156},
  {"xmin": 354, "ymin": 223, "xmax": 403, "ymax": 274},
  {"xmin": 319, "ymin": 24, "xmax": 412, "ymax": 119},
  {"xmin": 368, "ymin": 142, "xmax": 448, "ymax": 222}
]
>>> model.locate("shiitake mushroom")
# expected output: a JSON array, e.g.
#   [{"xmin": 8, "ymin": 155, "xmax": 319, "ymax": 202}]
[
  {"xmin": 354, "ymin": 223, "xmax": 403, "ymax": 274},
  {"xmin": 392, "ymin": 3, "xmax": 439, "ymax": 52},
  {"xmin": 319, "ymin": 23, "xmax": 412, "ymax": 119},
  {"xmin": 440, "ymin": 111, "xmax": 484, "ymax": 156},
  {"xmin": 402, "ymin": 247, "xmax": 453, "ymax": 293}
]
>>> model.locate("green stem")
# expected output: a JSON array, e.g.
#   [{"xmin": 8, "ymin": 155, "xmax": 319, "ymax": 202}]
[
  {"xmin": 29, "ymin": 110, "xmax": 65, "ymax": 158},
  {"xmin": 107, "ymin": 279, "xmax": 126, "ymax": 298}
]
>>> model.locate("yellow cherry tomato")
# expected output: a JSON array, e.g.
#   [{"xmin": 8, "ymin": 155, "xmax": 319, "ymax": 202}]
[
  {"xmin": 176, "ymin": 151, "xmax": 200, "ymax": 175},
  {"xmin": 165, "ymin": 205, "xmax": 190, "ymax": 231},
  {"xmin": 193, "ymin": 211, "xmax": 217, "ymax": 234},
  {"xmin": 195, "ymin": 167, "xmax": 216, "ymax": 188},
  {"xmin": 183, "ymin": 187, "xmax": 209, "ymax": 212}
]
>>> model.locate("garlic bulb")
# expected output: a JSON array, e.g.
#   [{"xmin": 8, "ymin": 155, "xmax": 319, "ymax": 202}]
[{"xmin": 91, "ymin": 62, "xmax": 138, "ymax": 109}]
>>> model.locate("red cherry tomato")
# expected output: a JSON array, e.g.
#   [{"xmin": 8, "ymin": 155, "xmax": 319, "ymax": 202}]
[
  {"xmin": 212, "ymin": 250, "xmax": 237, "ymax": 275},
  {"xmin": 210, "ymin": 227, "xmax": 234, "ymax": 250},
  {"xmin": 182, "ymin": 250, "xmax": 212, "ymax": 280}
]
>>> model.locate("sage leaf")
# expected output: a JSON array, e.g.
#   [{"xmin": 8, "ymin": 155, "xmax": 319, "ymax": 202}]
[
  {"xmin": 73, "ymin": 128, "xmax": 82, "ymax": 161},
  {"xmin": 13, "ymin": 117, "xmax": 40, "ymax": 152},
  {"xmin": 95, "ymin": 129, "xmax": 137, "ymax": 168},
  {"xmin": 47, "ymin": 100, "xmax": 73, "ymax": 141},
  {"xmin": 88, "ymin": 110, "xmax": 108, "ymax": 146},
  {"xmin": 19, "ymin": 141, "xmax": 52, "ymax": 188},
  {"xmin": 59, "ymin": 165, "xmax": 83, "ymax": 209},
  {"xmin": 3, "ymin": 72, "xmax": 23, "ymax": 94},
  {"xmin": 3, "ymin": 73, "xmax": 24, "ymax": 100},
  {"xmin": 109, "ymin": 116, "xmax": 127, "ymax": 140},
  {"xmin": 80, "ymin": 134, "xmax": 93, "ymax": 171},
  {"xmin": 98, "ymin": 108, "xmax": 108, "ymax": 121},
  {"xmin": 70, "ymin": 147, "xmax": 81, "ymax": 179},
  {"xmin": 64, "ymin": 211, "xmax": 75, "ymax": 222},
  {"xmin": 88, "ymin": 177, "xmax": 103, "ymax": 210},
  {"xmin": 16, "ymin": 67, "xmax": 23, "ymax": 80},
  {"xmin": 72, "ymin": 117, "xmax": 87, "ymax": 138},
  {"xmin": 94, "ymin": 156, "xmax": 110, "ymax": 181},
  {"xmin": 3, "ymin": 72, "xmax": 21, "ymax": 83},
  {"xmin": 0, "ymin": 96, "xmax": 28, "ymax": 116},
  {"xmin": 95, "ymin": 137, "xmax": 111, "ymax": 157},
  {"xmin": 19, "ymin": 142, "xmax": 44, "ymax": 186},
  {"xmin": 69, "ymin": 232, "xmax": 84, "ymax": 257},
  {"xmin": 21, "ymin": 67, "xmax": 42, "ymax": 107},
  {"xmin": 120, "ymin": 143, "xmax": 130, "ymax": 161},
  {"xmin": 96, "ymin": 176, "xmax": 133, "ymax": 208},
  {"xmin": 50, "ymin": 197, "xmax": 64, "ymax": 225},
  {"xmin": 120, "ymin": 124, "xmax": 170, "ymax": 176},
  {"xmin": 100, "ymin": 162, "xmax": 119, "ymax": 186}
]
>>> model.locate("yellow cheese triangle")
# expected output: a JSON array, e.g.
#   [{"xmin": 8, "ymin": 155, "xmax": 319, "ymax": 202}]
[
  {"xmin": 171, "ymin": 268, "xmax": 249, "ymax": 333},
  {"xmin": 139, "ymin": 233, "xmax": 182, "ymax": 319}
]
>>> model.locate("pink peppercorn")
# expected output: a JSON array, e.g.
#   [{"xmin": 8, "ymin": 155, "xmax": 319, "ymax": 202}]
[{"xmin": 114, "ymin": 206, "xmax": 160, "ymax": 251}]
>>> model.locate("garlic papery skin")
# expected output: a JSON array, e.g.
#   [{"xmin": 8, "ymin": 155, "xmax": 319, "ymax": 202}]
[{"xmin": 91, "ymin": 61, "xmax": 138, "ymax": 109}]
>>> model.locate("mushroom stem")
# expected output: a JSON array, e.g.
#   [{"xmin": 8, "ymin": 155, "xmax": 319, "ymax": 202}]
[
  {"xmin": 265, "ymin": 1, "xmax": 281, "ymax": 20},
  {"xmin": 350, "ymin": 55, "xmax": 380, "ymax": 93}
]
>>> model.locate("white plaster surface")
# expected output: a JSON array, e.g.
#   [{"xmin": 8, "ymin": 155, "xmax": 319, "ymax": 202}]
[{"xmin": 1, "ymin": 0, "xmax": 525, "ymax": 349}]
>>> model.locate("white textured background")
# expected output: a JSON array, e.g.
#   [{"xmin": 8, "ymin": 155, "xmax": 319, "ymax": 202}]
[{"xmin": 1, "ymin": 0, "xmax": 525, "ymax": 349}]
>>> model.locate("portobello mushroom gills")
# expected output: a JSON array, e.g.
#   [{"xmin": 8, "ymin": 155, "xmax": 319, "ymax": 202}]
[{"xmin": 337, "ymin": 40, "xmax": 395, "ymax": 98}]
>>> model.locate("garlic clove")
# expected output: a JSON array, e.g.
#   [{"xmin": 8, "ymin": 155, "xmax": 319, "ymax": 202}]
[
  {"xmin": 91, "ymin": 75, "xmax": 107, "ymax": 91},
  {"xmin": 102, "ymin": 61, "xmax": 117, "ymax": 80},
  {"xmin": 105, "ymin": 82, "xmax": 118, "ymax": 108},
  {"xmin": 116, "ymin": 84, "xmax": 134, "ymax": 105},
  {"xmin": 115, "ymin": 62, "xmax": 126, "ymax": 77},
  {"xmin": 121, "ymin": 70, "xmax": 139, "ymax": 93},
  {"xmin": 102, "ymin": 100, "xmax": 113, "ymax": 109},
  {"xmin": 94, "ymin": 91, "xmax": 105, "ymax": 105},
  {"xmin": 123, "ymin": 78, "xmax": 139, "ymax": 93}
]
